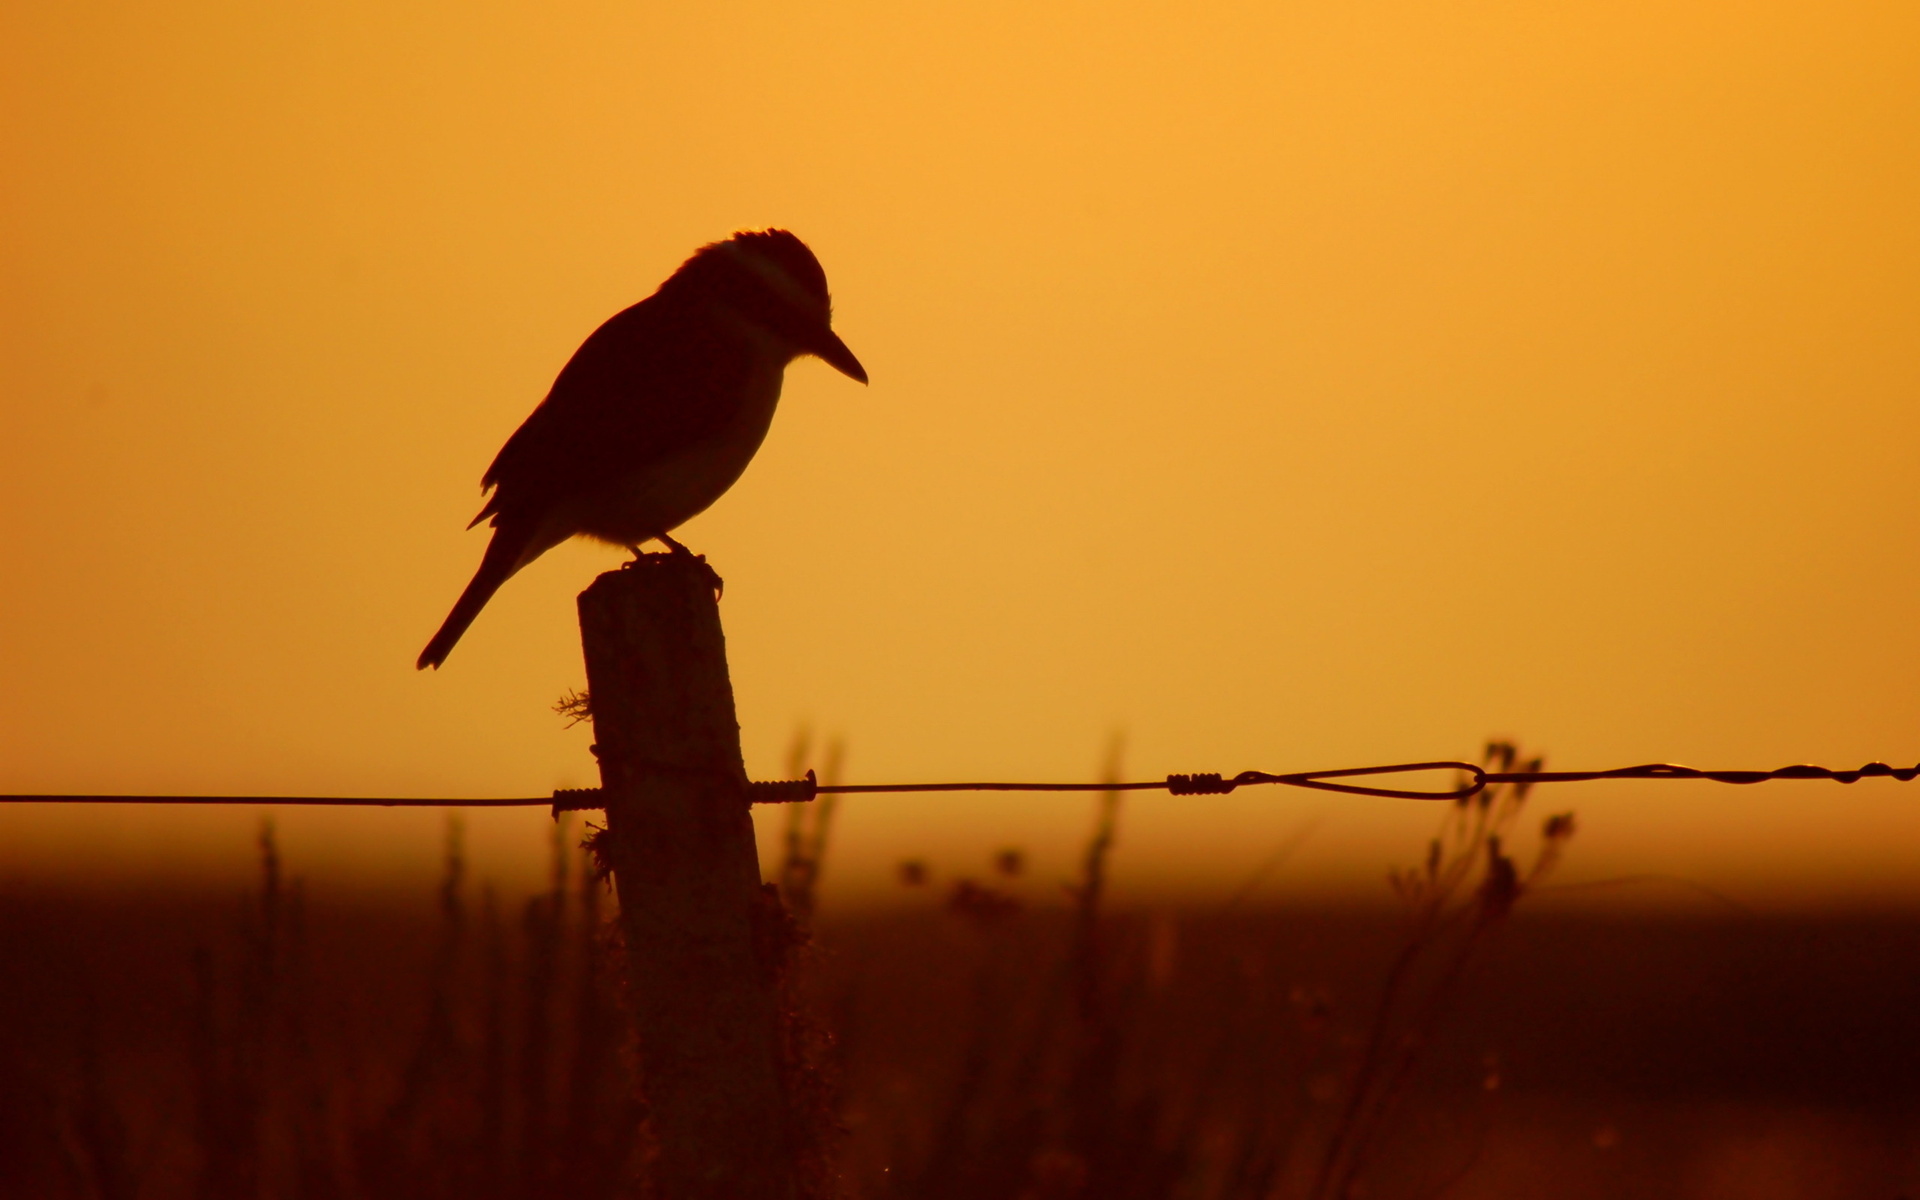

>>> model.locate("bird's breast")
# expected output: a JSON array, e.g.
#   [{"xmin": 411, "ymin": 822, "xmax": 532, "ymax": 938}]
[{"xmin": 568, "ymin": 359, "xmax": 787, "ymax": 546}]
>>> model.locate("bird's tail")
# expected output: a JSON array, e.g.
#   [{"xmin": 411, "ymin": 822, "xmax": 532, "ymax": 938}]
[{"xmin": 416, "ymin": 524, "xmax": 540, "ymax": 670}]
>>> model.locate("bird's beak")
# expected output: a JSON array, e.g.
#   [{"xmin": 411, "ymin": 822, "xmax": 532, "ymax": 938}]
[{"xmin": 812, "ymin": 328, "xmax": 868, "ymax": 384}]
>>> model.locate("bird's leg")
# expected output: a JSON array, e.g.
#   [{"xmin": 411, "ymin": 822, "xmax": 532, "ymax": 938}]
[{"xmin": 655, "ymin": 532, "xmax": 693, "ymax": 556}]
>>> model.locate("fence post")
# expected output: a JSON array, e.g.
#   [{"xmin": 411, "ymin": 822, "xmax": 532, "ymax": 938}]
[{"xmin": 577, "ymin": 553, "xmax": 793, "ymax": 1197}]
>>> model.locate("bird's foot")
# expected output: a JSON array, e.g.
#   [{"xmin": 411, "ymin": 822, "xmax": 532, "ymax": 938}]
[{"xmin": 647, "ymin": 534, "xmax": 723, "ymax": 598}]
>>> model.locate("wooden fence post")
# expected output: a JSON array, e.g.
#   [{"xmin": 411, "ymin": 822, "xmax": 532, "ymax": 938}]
[{"xmin": 577, "ymin": 552, "xmax": 793, "ymax": 1198}]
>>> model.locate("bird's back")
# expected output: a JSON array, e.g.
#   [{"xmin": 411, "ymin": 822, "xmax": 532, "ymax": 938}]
[{"xmin": 472, "ymin": 293, "xmax": 763, "ymax": 531}]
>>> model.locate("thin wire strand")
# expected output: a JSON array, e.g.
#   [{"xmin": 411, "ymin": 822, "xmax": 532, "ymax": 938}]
[
  {"xmin": 0, "ymin": 794, "xmax": 549, "ymax": 807},
  {"xmin": 6, "ymin": 758, "xmax": 1916, "ymax": 810}
]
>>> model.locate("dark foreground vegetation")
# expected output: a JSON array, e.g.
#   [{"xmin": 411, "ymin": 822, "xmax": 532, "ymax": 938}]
[{"xmin": 4, "ymin": 762, "xmax": 1918, "ymax": 1198}]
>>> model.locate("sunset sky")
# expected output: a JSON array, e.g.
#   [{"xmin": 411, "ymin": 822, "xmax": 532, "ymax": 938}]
[{"xmin": 3, "ymin": 0, "xmax": 1917, "ymax": 908}]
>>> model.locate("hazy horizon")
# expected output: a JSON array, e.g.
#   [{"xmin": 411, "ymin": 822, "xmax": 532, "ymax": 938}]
[{"xmin": 4, "ymin": 0, "xmax": 1918, "ymax": 909}]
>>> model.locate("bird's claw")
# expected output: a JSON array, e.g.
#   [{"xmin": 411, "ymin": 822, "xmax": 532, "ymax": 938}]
[{"xmin": 628, "ymin": 534, "xmax": 723, "ymax": 597}]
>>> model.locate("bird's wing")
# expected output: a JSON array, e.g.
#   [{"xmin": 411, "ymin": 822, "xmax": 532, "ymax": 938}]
[{"xmin": 470, "ymin": 296, "xmax": 750, "ymax": 527}]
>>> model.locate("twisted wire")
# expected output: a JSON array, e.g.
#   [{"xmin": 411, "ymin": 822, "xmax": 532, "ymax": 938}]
[
  {"xmin": 10, "ymin": 759, "xmax": 1914, "ymax": 811},
  {"xmin": 802, "ymin": 759, "xmax": 1920, "ymax": 803}
]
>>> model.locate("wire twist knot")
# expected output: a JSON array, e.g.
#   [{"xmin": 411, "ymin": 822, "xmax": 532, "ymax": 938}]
[
  {"xmin": 1167, "ymin": 772, "xmax": 1235, "ymax": 795},
  {"xmin": 747, "ymin": 771, "xmax": 819, "ymax": 804},
  {"xmin": 550, "ymin": 787, "xmax": 603, "ymax": 817}
]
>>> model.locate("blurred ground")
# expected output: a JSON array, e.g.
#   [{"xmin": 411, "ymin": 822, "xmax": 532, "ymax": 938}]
[{"xmin": 3, "ymin": 870, "xmax": 1916, "ymax": 1198}]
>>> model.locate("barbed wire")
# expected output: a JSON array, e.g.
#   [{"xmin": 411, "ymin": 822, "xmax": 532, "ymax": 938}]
[{"xmin": 6, "ymin": 758, "xmax": 1915, "ymax": 815}]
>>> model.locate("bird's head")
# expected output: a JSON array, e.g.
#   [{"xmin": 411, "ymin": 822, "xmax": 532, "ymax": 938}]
[{"xmin": 666, "ymin": 229, "xmax": 867, "ymax": 384}]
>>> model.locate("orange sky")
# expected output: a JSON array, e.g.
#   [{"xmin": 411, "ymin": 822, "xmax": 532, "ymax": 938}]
[{"xmin": 3, "ymin": 0, "xmax": 1918, "ymax": 909}]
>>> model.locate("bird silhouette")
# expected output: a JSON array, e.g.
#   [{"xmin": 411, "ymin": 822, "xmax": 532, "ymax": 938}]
[{"xmin": 417, "ymin": 229, "xmax": 866, "ymax": 670}]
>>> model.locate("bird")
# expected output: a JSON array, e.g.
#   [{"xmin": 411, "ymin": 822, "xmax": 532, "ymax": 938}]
[{"xmin": 416, "ymin": 229, "xmax": 866, "ymax": 670}]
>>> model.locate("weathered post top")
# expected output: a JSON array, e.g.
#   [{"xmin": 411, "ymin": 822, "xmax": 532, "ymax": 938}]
[
  {"xmin": 577, "ymin": 553, "xmax": 747, "ymax": 788},
  {"xmin": 577, "ymin": 552, "xmax": 795, "ymax": 1198}
]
